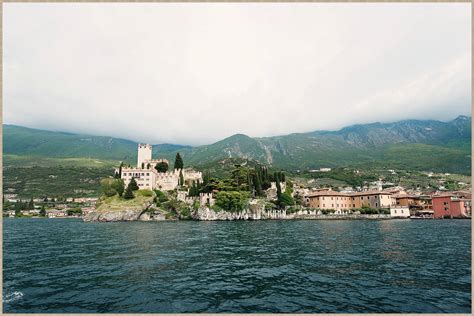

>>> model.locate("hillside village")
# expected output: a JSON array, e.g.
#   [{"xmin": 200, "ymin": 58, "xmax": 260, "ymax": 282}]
[{"xmin": 5, "ymin": 143, "xmax": 471, "ymax": 221}]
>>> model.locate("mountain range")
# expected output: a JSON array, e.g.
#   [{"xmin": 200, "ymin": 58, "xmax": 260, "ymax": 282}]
[{"xmin": 3, "ymin": 115, "xmax": 472, "ymax": 174}]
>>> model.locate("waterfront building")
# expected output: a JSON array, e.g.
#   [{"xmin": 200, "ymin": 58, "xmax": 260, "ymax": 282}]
[
  {"xmin": 390, "ymin": 206, "xmax": 410, "ymax": 218},
  {"xmin": 46, "ymin": 210, "xmax": 67, "ymax": 218},
  {"xmin": 432, "ymin": 194, "xmax": 471, "ymax": 219},
  {"xmin": 303, "ymin": 190, "xmax": 392, "ymax": 211}
]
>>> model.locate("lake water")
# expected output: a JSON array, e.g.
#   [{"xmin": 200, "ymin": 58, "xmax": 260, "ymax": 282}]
[{"xmin": 3, "ymin": 218, "xmax": 471, "ymax": 313}]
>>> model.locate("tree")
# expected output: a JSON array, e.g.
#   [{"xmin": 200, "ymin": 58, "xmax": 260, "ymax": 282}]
[
  {"xmin": 179, "ymin": 169, "xmax": 185, "ymax": 187},
  {"xmin": 39, "ymin": 205, "xmax": 46, "ymax": 217},
  {"xmin": 278, "ymin": 192, "xmax": 294, "ymax": 208},
  {"xmin": 112, "ymin": 179, "xmax": 125, "ymax": 197},
  {"xmin": 100, "ymin": 178, "xmax": 117, "ymax": 197},
  {"xmin": 129, "ymin": 177, "xmax": 139, "ymax": 191},
  {"xmin": 253, "ymin": 173, "xmax": 263, "ymax": 196},
  {"xmin": 215, "ymin": 191, "xmax": 250, "ymax": 212},
  {"xmin": 14, "ymin": 201, "xmax": 22, "ymax": 217},
  {"xmin": 275, "ymin": 173, "xmax": 282, "ymax": 198},
  {"xmin": 189, "ymin": 181, "xmax": 199, "ymax": 197},
  {"xmin": 27, "ymin": 198, "xmax": 34, "ymax": 210},
  {"xmin": 155, "ymin": 161, "xmax": 169, "ymax": 173},
  {"xmin": 174, "ymin": 153, "xmax": 184, "ymax": 170},
  {"xmin": 123, "ymin": 184, "xmax": 135, "ymax": 199}
]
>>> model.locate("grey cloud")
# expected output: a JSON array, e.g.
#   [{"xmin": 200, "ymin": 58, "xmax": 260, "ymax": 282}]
[{"xmin": 4, "ymin": 3, "xmax": 471, "ymax": 146}]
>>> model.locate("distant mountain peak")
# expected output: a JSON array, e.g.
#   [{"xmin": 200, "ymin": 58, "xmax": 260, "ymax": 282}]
[{"xmin": 452, "ymin": 115, "xmax": 471, "ymax": 121}]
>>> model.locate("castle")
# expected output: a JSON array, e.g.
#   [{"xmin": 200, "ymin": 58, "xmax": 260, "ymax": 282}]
[{"xmin": 120, "ymin": 144, "xmax": 202, "ymax": 191}]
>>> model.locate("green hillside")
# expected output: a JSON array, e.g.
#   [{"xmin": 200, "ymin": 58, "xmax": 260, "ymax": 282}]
[
  {"xmin": 3, "ymin": 125, "xmax": 189, "ymax": 162},
  {"xmin": 3, "ymin": 115, "xmax": 472, "ymax": 199}
]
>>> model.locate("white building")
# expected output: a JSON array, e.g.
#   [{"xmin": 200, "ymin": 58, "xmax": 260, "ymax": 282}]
[
  {"xmin": 390, "ymin": 206, "xmax": 410, "ymax": 218},
  {"xmin": 121, "ymin": 144, "xmax": 202, "ymax": 191}
]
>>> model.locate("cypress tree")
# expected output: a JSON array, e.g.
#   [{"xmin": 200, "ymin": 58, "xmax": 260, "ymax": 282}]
[
  {"xmin": 129, "ymin": 177, "xmax": 139, "ymax": 191},
  {"xmin": 28, "ymin": 198, "xmax": 34, "ymax": 210},
  {"xmin": 174, "ymin": 153, "xmax": 184, "ymax": 170},
  {"xmin": 179, "ymin": 169, "xmax": 185, "ymax": 187},
  {"xmin": 123, "ymin": 184, "xmax": 134, "ymax": 199},
  {"xmin": 253, "ymin": 174, "xmax": 263, "ymax": 196},
  {"xmin": 40, "ymin": 205, "xmax": 46, "ymax": 217},
  {"xmin": 275, "ymin": 173, "xmax": 282, "ymax": 198}
]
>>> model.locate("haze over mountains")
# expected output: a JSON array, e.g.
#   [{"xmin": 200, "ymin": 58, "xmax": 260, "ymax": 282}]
[{"xmin": 3, "ymin": 115, "xmax": 472, "ymax": 174}]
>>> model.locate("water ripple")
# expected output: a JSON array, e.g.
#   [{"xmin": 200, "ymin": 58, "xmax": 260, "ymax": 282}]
[{"xmin": 3, "ymin": 218, "xmax": 471, "ymax": 313}]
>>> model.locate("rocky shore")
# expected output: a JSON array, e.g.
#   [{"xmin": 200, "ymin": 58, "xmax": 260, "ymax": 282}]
[
  {"xmin": 192, "ymin": 207, "xmax": 392, "ymax": 221},
  {"xmin": 83, "ymin": 199, "xmax": 393, "ymax": 222}
]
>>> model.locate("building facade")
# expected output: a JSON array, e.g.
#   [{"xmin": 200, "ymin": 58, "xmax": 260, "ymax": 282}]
[
  {"xmin": 303, "ymin": 190, "xmax": 392, "ymax": 212},
  {"xmin": 121, "ymin": 144, "xmax": 202, "ymax": 191},
  {"xmin": 432, "ymin": 194, "xmax": 471, "ymax": 219}
]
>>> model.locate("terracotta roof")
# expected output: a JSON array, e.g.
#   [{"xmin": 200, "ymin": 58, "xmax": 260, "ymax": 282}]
[
  {"xmin": 351, "ymin": 190, "xmax": 392, "ymax": 196},
  {"xmin": 391, "ymin": 194, "xmax": 419, "ymax": 199},
  {"xmin": 305, "ymin": 191, "xmax": 350, "ymax": 197},
  {"xmin": 305, "ymin": 190, "xmax": 392, "ymax": 198}
]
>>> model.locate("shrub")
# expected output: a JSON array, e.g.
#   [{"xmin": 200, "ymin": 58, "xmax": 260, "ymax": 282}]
[
  {"xmin": 286, "ymin": 205, "xmax": 301, "ymax": 214},
  {"xmin": 67, "ymin": 208, "xmax": 82, "ymax": 216},
  {"xmin": 100, "ymin": 178, "xmax": 117, "ymax": 197},
  {"xmin": 111, "ymin": 179, "xmax": 125, "ymax": 197},
  {"xmin": 321, "ymin": 209, "xmax": 336, "ymax": 215},
  {"xmin": 154, "ymin": 189, "xmax": 168, "ymax": 202},
  {"xmin": 179, "ymin": 206, "xmax": 192, "ymax": 219}
]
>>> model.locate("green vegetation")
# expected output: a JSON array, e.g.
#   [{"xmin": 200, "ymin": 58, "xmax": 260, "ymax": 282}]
[
  {"xmin": 123, "ymin": 184, "xmax": 135, "ymax": 199},
  {"xmin": 96, "ymin": 189, "xmax": 155, "ymax": 211},
  {"xmin": 215, "ymin": 191, "xmax": 250, "ymax": 212},
  {"xmin": 174, "ymin": 153, "xmax": 184, "ymax": 170},
  {"xmin": 3, "ymin": 116, "xmax": 471, "ymax": 200},
  {"xmin": 352, "ymin": 207, "xmax": 390, "ymax": 215},
  {"xmin": 67, "ymin": 207, "xmax": 82, "ymax": 216},
  {"xmin": 128, "ymin": 178, "xmax": 139, "ymax": 191},
  {"xmin": 155, "ymin": 161, "xmax": 169, "ymax": 173},
  {"xmin": 39, "ymin": 205, "xmax": 46, "ymax": 217},
  {"xmin": 3, "ymin": 157, "xmax": 114, "ymax": 199}
]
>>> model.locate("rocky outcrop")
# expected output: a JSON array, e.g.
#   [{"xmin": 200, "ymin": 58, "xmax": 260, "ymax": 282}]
[
  {"xmin": 83, "ymin": 209, "xmax": 146, "ymax": 222},
  {"xmin": 83, "ymin": 200, "xmax": 154, "ymax": 222}
]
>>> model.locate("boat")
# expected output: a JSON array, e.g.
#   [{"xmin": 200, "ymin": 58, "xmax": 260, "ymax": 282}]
[{"xmin": 410, "ymin": 210, "xmax": 434, "ymax": 219}]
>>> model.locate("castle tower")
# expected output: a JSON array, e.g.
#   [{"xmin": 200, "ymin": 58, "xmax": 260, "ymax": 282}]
[{"xmin": 137, "ymin": 144, "xmax": 152, "ymax": 168}]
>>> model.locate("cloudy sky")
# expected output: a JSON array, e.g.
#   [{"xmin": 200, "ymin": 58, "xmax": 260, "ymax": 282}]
[{"xmin": 4, "ymin": 3, "xmax": 471, "ymax": 146}]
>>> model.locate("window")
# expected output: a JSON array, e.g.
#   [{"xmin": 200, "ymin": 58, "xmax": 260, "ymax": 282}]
[{"xmin": 394, "ymin": 210, "xmax": 397, "ymax": 214}]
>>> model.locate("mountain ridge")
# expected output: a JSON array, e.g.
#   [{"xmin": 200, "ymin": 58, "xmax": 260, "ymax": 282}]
[{"xmin": 3, "ymin": 115, "xmax": 471, "ymax": 174}]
